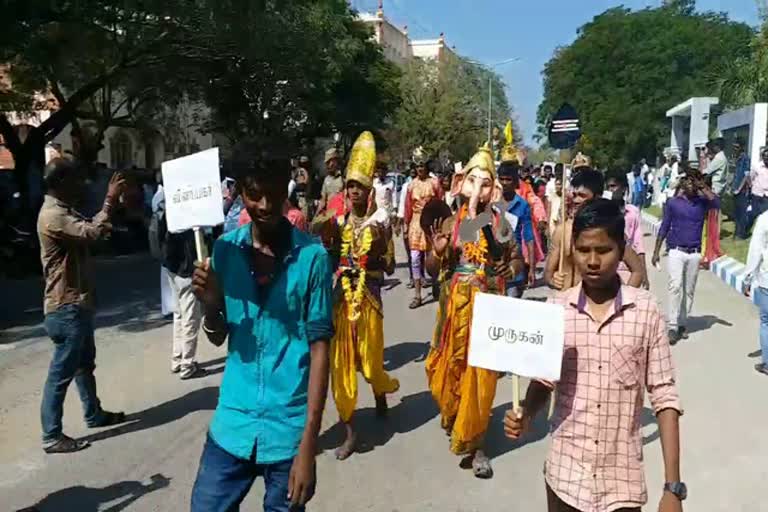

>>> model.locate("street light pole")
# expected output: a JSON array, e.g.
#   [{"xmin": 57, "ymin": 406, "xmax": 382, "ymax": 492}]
[{"xmin": 467, "ymin": 57, "xmax": 520, "ymax": 145}]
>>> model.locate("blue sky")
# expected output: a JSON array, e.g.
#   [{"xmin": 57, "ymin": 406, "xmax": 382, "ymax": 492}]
[{"xmin": 351, "ymin": 0, "xmax": 760, "ymax": 145}]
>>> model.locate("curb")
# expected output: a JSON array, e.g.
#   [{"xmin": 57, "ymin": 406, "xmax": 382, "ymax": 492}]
[{"xmin": 641, "ymin": 211, "xmax": 756, "ymax": 304}]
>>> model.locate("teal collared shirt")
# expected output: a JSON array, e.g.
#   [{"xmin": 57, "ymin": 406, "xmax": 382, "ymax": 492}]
[{"xmin": 209, "ymin": 223, "xmax": 334, "ymax": 463}]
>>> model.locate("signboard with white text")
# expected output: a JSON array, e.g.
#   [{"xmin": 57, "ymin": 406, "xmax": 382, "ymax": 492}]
[
  {"xmin": 468, "ymin": 292, "xmax": 565, "ymax": 381},
  {"xmin": 162, "ymin": 148, "xmax": 224, "ymax": 233}
]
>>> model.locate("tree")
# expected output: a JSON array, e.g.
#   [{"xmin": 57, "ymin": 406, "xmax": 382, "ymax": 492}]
[
  {"xmin": 390, "ymin": 56, "xmax": 518, "ymax": 163},
  {"xmin": 0, "ymin": 0, "xmax": 217, "ymax": 215},
  {"xmin": 188, "ymin": 0, "xmax": 401, "ymax": 155},
  {"xmin": 537, "ymin": 5, "xmax": 753, "ymax": 168}
]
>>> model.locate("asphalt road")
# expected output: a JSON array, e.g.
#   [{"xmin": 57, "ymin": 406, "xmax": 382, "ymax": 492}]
[{"xmin": 1, "ymin": 234, "xmax": 766, "ymax": 512}]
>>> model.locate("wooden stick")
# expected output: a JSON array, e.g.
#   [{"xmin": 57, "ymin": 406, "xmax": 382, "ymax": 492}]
[
  {"xmin": 558, "ymin": 179, "xmax": 567, "ymax": 273},
  {"xmin": 193, "ymin": 227, "xmax": 208, "ymax": 262},
  {"xmin": 512, "ymin": 374, "xmax": 521, "ymax": 412},
  {"xmin": 548, "ymin": 388, "xmax": 556, "ymax": 419}
]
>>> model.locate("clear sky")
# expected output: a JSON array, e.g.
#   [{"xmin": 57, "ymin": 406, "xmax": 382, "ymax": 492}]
[{"xmin": 351, "ymin": 0, "xmax": 760, "ymax": 145}]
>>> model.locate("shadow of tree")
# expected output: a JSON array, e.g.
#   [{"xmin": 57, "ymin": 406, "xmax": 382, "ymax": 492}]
[
  {"xmin": 16, "ymin": 473, "xmax": 171, "ymax": 512},
  {"xmin": 318, "ymin": 391, "xmax": 439, "ymax": 456},
  {"xmin": 2, "ymin": 254, "xmax": 172, "ymax": 343},
  {"xmin": 82, "ymin": 387, "xmax": 218, "ymax": 444},
  {"xmin": 383, "ymin": 341, "xmax": 429, "ymax": 371}
]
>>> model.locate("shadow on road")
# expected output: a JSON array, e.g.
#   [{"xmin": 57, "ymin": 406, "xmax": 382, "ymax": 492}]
[
  {"xmin": 318, "ymin": 390, "xmax": 438, "ymax": 455},
  {"xmin": 686, "ymin": 315, "xmax": 733, "ymax": 335},
  {"xmin": 1, "ymin": 254, "xmax": 167, "ymax": 344},
  {"xmin": 82, "ymin": 386, "xmax": 218, "ymax": 444},
  {"xmin": 16, "ymin": 473, "xmax": 170, "ymax": 512},
  {"xmin": 383, "ymin": 341, "xmax": 429, "ymax": 372},
  {"xmin": 485, "ymin": 400, "xmax": 550, "ymax": 460}
]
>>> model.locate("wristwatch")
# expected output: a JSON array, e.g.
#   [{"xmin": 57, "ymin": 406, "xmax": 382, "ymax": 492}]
[{"xmin": 664, "ymin": 482, "xmax": 687, "ymax": 501}]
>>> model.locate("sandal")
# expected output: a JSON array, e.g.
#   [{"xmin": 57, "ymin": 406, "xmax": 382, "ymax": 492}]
[
  {"xmin": 43, "ymin": 435, "xmax": 90, "ymax": 454},
  {"xmin": 409, "ymin": 297, "xmax": 422, "ymax": 309},
  {"xmin": 406, "ymin": 280, "xmax": 415, "ymax": 289},
  {"xmin": 88, "ymin": 410, "xmax": 127, "ymax": 428}
]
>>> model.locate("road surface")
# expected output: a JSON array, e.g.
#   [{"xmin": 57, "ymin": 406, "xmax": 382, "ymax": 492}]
[{"xmin": 1, "ymin": 235, "xmax": 765, "ymax": 511}]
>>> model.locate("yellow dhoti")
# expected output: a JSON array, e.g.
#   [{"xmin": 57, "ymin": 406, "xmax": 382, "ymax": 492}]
[
  {"xmin": 331, "ymin": 289, "xmax": 400, "ymax": 423},
  {"xmin": 426, "ymin": 278, "xmax": 498, "ymax": 455}
]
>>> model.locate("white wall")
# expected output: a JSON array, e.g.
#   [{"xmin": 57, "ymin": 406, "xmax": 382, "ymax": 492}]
[{"xmin": 718, "ymin": 103, "xmax": 768, "ymax": 168}]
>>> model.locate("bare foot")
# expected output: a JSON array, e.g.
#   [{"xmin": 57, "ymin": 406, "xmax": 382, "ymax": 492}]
[
  {"xmin": 375, "ymin": 395, "xmax": 388, "ymax": 418},
  {"xmin": 335, "ymin": 429, "xmax": 357, "ymax": 461},
  {"xmin": 472, "ymin": 450, "xmax": 493, "ymax": 479}
]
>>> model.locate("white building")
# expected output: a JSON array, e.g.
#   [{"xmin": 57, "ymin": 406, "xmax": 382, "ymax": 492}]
[
  {"xmin": 666, "ymin": 97, "xmax": 719, "ymax": 162},
  {"xmin": 357, "ymin": 1, "xmax": 456, "ymax": 66}
]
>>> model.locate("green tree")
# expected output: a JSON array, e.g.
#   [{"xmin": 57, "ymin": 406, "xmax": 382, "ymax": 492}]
[
  {"xmin": 537, "ymin": 5, "xmax": 753, "ymax": 168},
  {"xmin": 390, "ymin": 56, "xmax": 517, "ymax": 163}
]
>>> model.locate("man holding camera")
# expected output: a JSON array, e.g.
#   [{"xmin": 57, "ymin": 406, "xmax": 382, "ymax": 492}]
[{"xmin": 652, "ymin": 172, "xmax": 719, "ymax": 344}]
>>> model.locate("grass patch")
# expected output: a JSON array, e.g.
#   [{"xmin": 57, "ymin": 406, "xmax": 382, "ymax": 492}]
[
  {"xmin": 642, "ymin": 204, "xmax": 749, "ymax": 263},
  {"xmin": 719, "ymin": 219, "xmax": 750, "ymax": 263},
  {"xmin": 645, "ymin": 205, "xmax": 663, "ymax": 219}
]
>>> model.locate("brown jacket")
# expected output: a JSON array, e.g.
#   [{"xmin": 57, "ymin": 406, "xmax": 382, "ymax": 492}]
[{"xmin": 37, "ymin": 195, "xmax": 112, "ymax": 314}]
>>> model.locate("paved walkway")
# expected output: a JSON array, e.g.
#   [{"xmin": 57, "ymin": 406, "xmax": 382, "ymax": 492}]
[{"xmin": 1, "ymin": 235, "xmax": 765, "ymax": 511}]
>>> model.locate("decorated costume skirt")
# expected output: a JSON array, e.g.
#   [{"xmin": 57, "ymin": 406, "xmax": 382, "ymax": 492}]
[
  {"xmin": 425, "ymin": 272, "xmax": 499, "ymax": 455},
  {"xmin": 331, "ymin": 284, "xmax": 400, "ymax": 422}
]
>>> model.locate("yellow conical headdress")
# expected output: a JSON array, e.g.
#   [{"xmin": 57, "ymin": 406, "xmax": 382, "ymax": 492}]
[
  {"xmin": 500, "ymin": 120, "xmax": 521, "ymax": 163},
  {"xmin": 462, "ymin": 143, "xmax": 496, "ymax": 180},
  {"xmin": 345, "ymin": 131, "xmax": 376, "ymax": 189},
  {"xmin": 571, "ymin": 151, "xmax": 591, "ymax": 170}
]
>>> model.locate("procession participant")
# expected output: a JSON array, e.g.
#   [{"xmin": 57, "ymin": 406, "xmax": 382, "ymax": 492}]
[
  {"xmin": 190, "ymin": 150, "xmax": 333, "ymax": 511},
  {"xmin": 316, "ymin": 132, "xmax": 400, "ymax": 461},
  {"xmin": 544, "ymin": 168, "xmax": 645, "ymax": 290},
  {"xmin": 372, "ymin": 158, "xmax": 395, "ymax": 218},
  {"xmin": 606, "ymin": 170, "xmax": 648, "ymax": 285},
  {"xmin": 396, "ymin": 165, "xmax": 418, "ymax": 288},
  {"xmin": 547, "ymin": 167, "xmax": 564, "ymax": 239},
  {"xmin": 700, "ymin": 141, "xmax": 725, "ymax": 268},
  {"xmin": 404, "ymin": 154, "xmax": 441, "ymax": 308},
  {"xmin": 498, "ymin": 161, "xmax": 536, "ymax": 297},
  {"xmin": 319, "ymin": 148, "xmax": 344, "ymax": 213},
  {"xmin": 425, "ymin": 145, "xmax": 525, "ymax": 479},
  {"xmin": 652, "ymin": 171, "xmax": 719, "ymax": 344},
  {"xmin": 38, "ymin": 158, "xmax": 128, "ymax": 454},
  {"xmin": 732, "ymin": 140, "xmax": 750, "ymax": 240},
  {"xmin": 505, "ymin": 199, "xmax": 685, "ymax": 512}
]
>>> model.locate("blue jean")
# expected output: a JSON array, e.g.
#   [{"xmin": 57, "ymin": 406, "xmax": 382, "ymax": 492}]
[
  {"xmin": 734, "ymin": 192, "xmax": 750, "ymax": 239},
  {"xmin": 191, "ymin": 434, "xmax": 306, "ymax": 512},
  {"xmin": 755, "ymin": 288, "xmax": 768, "ymax": 366},
  {"xmin": 41, "ymin": 304, "xmax": 103, "ymax": 444}
]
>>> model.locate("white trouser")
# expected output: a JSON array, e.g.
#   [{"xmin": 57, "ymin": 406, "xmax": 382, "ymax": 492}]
[
  {"xmin": 160, "ymin": 266, "xmax": 177, "ymax": 316},
  {"xmin": 168, "ymin": 271, "xmax": 202, "ymax": 374},
  {"xmin": 667, "ymin": 249, "xmax": 702, "ymax": 330}
]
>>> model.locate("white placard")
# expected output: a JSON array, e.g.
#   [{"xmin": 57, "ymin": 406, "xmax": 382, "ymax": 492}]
[
  {"xmin": 162, "ymin": 148, "xmax": 225, "ymax": 233},
  {"xmin": 468, "ymin": 292, "xmax": 565, "ymax": 381}
]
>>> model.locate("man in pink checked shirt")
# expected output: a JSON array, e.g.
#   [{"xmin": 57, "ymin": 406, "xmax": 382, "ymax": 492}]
[
  {"xmin": 605, "ymin": 170, "xmax": 648, "ymax": 287},
  {"xmin": 504, "ymin": 199, "xmax": 685, "ymax": 512}
]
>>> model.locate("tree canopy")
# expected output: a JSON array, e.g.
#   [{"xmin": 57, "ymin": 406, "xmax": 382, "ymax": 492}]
[
  {"xmin": 537, "ymin": 3, "xmax": 753, "ymax": 168},
  {"xmin": 0, "ymin": 0, "xmax": 401, "ymax": 215},
  {"xmin": 390, "ymin": 56, "xmax": 518, "ymax": 163}
]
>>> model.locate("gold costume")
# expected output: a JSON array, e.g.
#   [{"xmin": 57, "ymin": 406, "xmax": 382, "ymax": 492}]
[
  {"xmin": 328, "ymin": 132, "xmax": 399, "ymax": 422},
  {"xmin": 426, "ymin": 147, "xmax": 523, "ymax": 454}
]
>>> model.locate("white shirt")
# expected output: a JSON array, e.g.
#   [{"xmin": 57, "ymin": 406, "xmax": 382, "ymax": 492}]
[
  {"xmin": 745, "ymin": 211, "xmax": 768, "ymax": 289},
  {"xmin": 373, "ymin": 177, "xmax": 394, "ymax": 213},
  {"xmin": 545, "ymin": 179, "xmax": 556, "ymax": 199},
  {"xmin": 397, "ymin": 177, "xmax": 413, "ymax": 219}
]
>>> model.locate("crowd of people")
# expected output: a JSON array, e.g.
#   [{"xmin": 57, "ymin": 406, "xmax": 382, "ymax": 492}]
[{"xmin": 32, "ymin": 126, "xmax": 700, "ymax": 512}]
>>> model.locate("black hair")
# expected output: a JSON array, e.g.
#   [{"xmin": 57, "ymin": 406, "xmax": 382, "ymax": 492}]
[
  {"xmin": 43, "ymin": 158, "xmax": 80, "ymax": 190},
  {"xmin": 570, "ymin": 167, "xmax": 604, "ymax": 197},
  {"xmin": 230, "ymin": 142, "xmax": 290, "ymax": 191},
  {"xmin": 605, "ymin": 169, "xmax": 628, "ymax": 189},
  {"xmin": 426, "ymin": 159, "xmax": 443, "ymax": 176},
  {"xmin": 543, "ymin": 164, "xmax": 553, "ymax": 172},
  {"xmin": 554, "ymin": 163, "xmax": 564, "ymax": 178},
  {"xmin": 497, "ymin": 161, "xmax": 521, "ymax": 188},
  {"xmin": 573, "ymin": 198, "xmax": 626, "ymax": 249}
]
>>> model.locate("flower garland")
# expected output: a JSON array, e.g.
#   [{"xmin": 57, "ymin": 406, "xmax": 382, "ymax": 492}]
[
  {"xmin": 337, "ymin": 220, "xmax": 373, "ymax": 322},
  {"xmin": 458, "ymin": 206, "xmax": 489, "ymax": 272}
]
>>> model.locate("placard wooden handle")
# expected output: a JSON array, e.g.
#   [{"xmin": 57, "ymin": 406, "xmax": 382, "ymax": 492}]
[{"xmin": 193, "ymin": 227, "xmax": 208, "ymax": 262}]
